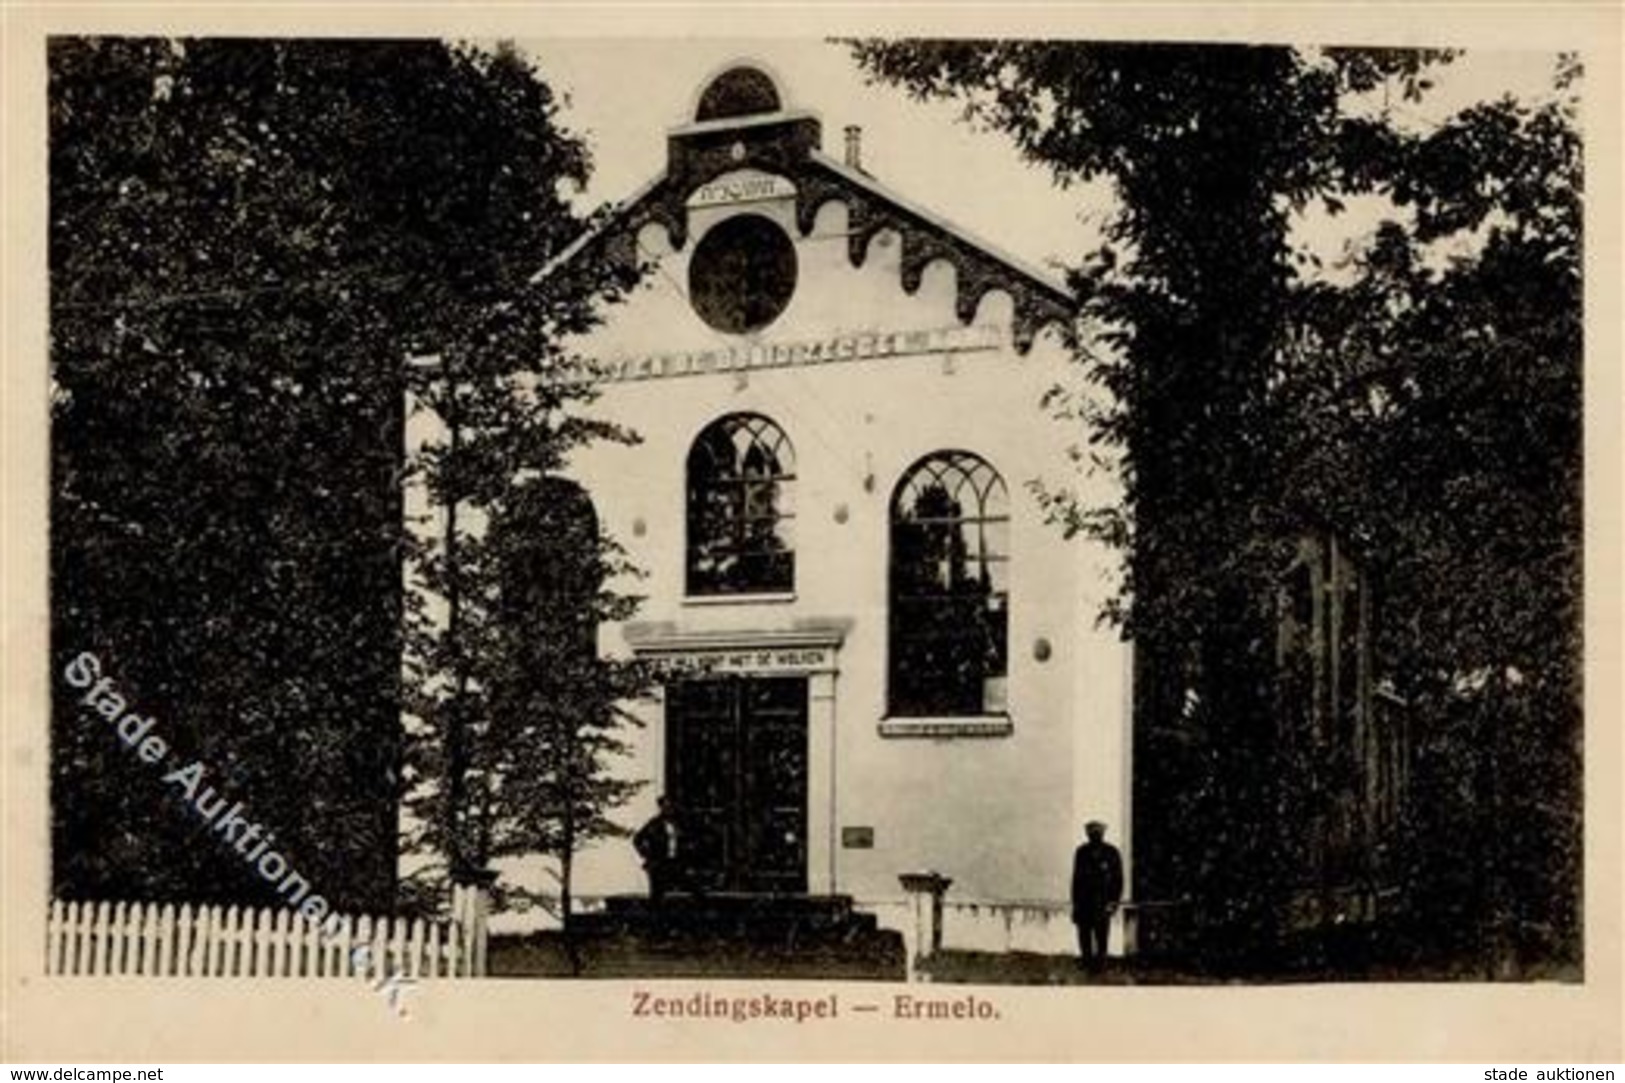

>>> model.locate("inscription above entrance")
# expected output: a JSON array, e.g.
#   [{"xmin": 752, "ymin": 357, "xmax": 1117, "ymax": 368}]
[
  {"xmin": 625, "ymin": 621, "xmax": 849, "ymax": 677},
  {"xmin": 658, "ymin": 645, "xmax": 834, "ymax": 675}
]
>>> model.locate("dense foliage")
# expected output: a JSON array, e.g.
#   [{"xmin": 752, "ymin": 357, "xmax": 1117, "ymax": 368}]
[
  {"xmin": 51, "ymin": 38, "xmax": 646, "ymax": 915},
  {"xmin": 849, "ymin": 41, "xmax": 1581, "ymax": 975},
  {"xmin": 1284, "ymin": 86, "xmax": 1582, "ymax": 973}
]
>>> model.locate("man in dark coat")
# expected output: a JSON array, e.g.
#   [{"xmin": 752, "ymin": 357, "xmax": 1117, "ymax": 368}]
[
  {"xmin": 1071, "ymin": 819, "xmax": 1124, "ymax": 969},
  {"xmin": 633, "ymin": 796, "xmax": 684, "ymax": 903}
]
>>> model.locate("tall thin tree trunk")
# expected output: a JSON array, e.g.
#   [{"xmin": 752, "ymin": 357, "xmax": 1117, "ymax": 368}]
[
  {"xmin": 442, "ymin": 352, "xmax": 476, "ymax": 878},
  {"xmin": 562, "ymin": 718, "xmax": 580, "ymax": 975}
]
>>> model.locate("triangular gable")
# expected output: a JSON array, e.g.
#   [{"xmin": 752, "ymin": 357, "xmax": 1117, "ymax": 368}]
[{"xmin": 539, "ymin": 67, "xmax": 1075, "ymax": 355}]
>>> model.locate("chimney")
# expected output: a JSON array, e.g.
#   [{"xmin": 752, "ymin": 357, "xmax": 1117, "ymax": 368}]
[{"xmin": 843, "ymin": 124, "xmax": 863, "ymax": 171}]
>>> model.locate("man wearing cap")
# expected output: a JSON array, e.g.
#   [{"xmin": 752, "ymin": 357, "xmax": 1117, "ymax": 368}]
[{"xmin": 1071, "ymin": 819, "xmax": 1124, "ymax": 970}]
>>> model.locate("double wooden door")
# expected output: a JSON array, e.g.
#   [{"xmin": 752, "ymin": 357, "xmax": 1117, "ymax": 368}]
[{"xmin": 665, "ymin": 676, "xmax": 808, "ymax": 894}]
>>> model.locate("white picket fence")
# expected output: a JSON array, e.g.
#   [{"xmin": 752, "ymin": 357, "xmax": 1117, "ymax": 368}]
[{"xmin": 46, "ymin": 887, "xmax": 489, "ymax": 978}]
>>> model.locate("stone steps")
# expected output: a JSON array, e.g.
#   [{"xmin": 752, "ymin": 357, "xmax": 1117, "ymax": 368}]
[
  {"xmin": 488, "ymin": 893, "xmax": 906, "ymax": 980},
  {"xmin": 581, "ymin": 892, "xmax": 877, "ymax": 939}
]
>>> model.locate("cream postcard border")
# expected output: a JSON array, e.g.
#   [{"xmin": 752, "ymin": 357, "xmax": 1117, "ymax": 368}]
[{"xmin": 2, "ymin": 1, "xmax": 1619, "ymax": 1063}]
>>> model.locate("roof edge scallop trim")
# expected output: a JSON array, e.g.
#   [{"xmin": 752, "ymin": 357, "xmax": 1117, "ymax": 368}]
[
  {"xmin": 806, "ymin": 148, "xmax": 1074, "ymax": 303},
  {"xmin": 530, "ymin": 153, "xmax": 1078, "ymax": 354}
]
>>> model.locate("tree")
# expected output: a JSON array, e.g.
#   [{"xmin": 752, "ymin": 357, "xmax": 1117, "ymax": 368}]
[
  {"xmin": 373, "ymin": 48, "xmax": 661, "ymax": 922},
  {"xmin": 848, "ymin": 41, "xmax": 1581, "ymax": 974},
  {"xmin": 849, "ymin": 40, "xmax": 1451, "ymax": 962},
  {"xmin": 50, "ymin": 38, "xmax": 641, "ymax": 914},
  {"xmin": 481, "ymin": 478, "xmax": 656, "ymax": 941}
]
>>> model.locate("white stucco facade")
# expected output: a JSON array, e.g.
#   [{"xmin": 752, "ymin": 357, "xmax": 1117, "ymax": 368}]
[{"xmin": 537, "ymin": 66, "xmax": 1133, "ymax": 947}]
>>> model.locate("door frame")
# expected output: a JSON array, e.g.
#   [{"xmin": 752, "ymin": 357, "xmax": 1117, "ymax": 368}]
[{"xmin": 626, "ymin": 622, "xmax": 848, "ymax": 895}]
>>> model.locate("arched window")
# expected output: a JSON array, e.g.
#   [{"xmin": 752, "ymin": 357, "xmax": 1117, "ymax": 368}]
[
  {"xmin": 687, "ymin": 413, "xmax": 795, "ymax": 596},
  {"xmin": 695, "ymin": 65, "xmax": 782, "ymax": 122},
  {"xmin": 495, "ymin": 476, "xmax": 600, "ymax": 664},
  {"xmin": 889, "ymin": 451, "xmax": 1009, "ymax": 717}
]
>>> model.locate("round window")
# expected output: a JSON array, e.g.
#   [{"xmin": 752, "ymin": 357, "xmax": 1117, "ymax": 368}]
[{"xmin": 687, "ymin": 213, "xmax": 798, "ymax": 334}]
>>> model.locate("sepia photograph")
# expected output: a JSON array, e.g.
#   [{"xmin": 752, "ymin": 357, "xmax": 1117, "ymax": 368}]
[{"xmin": 3, "ymin": 3, "xmax": 1620, "ymax": 1065}]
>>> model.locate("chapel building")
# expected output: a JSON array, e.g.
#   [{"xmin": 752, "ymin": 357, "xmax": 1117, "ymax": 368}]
[{"xmin": 547, "ymin": 62, "xmax": 1133, "ymax": 951}]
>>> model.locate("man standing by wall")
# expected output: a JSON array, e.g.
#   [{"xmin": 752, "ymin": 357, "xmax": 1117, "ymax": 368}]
[
  {"xmin": 633, "ymin": 796, "xmax": 684, "ymax": 903},
  {"xmin": 1072, "ymin": 820, "xmax": 1124, "ymax": 970}
]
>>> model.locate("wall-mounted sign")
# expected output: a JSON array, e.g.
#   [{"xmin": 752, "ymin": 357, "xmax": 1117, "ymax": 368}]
[
  {"xmin": 841, "ymin": 826, "xmax": 875, "ymax": 850},
  {"xmin": 649, "ymin": 645, "xmax": 836, "ymax": 676},
  {"xmin": 598, "ymin": 322, "xmax": 1003, "ymax": 383},
  {"xmin": 687, "ymin": 169, "xmax": 797, "ymax": 208}
]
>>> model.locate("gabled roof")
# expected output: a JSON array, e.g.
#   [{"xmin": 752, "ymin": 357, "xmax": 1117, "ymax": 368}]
[
  {"xmin": 535, "ymin": 64, "xmax": 1077, "ymax": 354},
  {"xmin": 806, "ymin": 149, "xmax": 1072, "ymax": 302}
]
